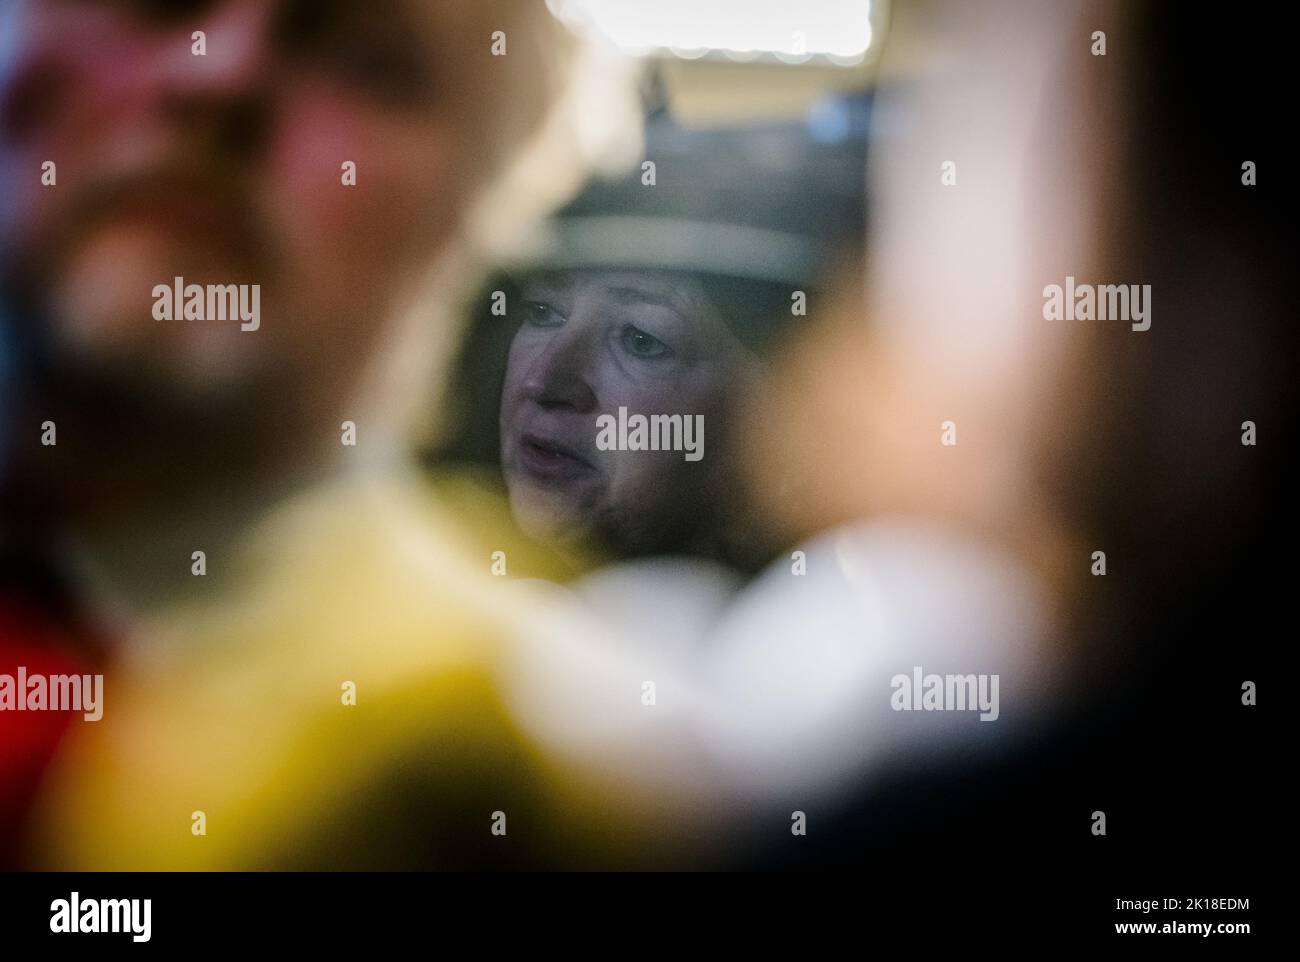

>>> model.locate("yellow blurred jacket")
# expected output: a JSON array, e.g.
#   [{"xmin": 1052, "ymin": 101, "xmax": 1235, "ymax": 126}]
[{"xmin": 26, "ymin": 468, "xmax": 730, "ymax": 870}]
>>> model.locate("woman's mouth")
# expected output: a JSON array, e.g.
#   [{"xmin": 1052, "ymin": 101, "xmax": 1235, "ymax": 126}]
[{"xmin": 516, "ymin": 432, "xmax": 596, "ymax": 483}]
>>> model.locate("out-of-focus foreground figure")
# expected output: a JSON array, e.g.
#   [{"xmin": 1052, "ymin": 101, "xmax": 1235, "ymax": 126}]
[{"xmin": 0, "ymin": 0, "xmax": 640, "ymax": 867}]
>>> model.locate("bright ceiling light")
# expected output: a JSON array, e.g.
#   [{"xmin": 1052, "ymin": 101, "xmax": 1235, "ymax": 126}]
[{"xmin": 548, "ymin": 0, "xmax": 876, "ymax": 64}]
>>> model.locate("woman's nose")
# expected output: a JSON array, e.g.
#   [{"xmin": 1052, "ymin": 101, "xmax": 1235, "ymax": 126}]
[{"xmin": 522, "ymin": 325, "xmax": 599, "ymax": 413}]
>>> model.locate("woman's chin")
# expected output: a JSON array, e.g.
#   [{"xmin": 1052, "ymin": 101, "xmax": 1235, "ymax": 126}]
[{"xmin": 507, "ymin": 483, "xmax": 590, "ymax": 546}]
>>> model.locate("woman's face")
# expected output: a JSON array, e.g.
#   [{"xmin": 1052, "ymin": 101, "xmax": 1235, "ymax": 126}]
[{"xmin": 499, "ymin": 269, "xmax": 753, "ymax": 552}]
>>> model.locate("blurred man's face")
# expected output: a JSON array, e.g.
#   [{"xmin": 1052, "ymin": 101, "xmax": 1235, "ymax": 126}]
[
  {"xmin": 0, "ymin": 0, "xmax": 473, "ymax": 407},
  {"xmin": 500, "ymin": 269, "xmax": 752, "ymax": 552}
]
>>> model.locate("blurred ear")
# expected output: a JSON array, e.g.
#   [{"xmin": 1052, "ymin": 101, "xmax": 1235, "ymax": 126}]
[{"xmin": 352, "ymin": 3, "xmax": 641, "ymax": 468}]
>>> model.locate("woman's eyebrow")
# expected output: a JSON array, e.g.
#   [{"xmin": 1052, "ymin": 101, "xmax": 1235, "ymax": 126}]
[
  {"xmin": 519, "ymin": 281, "xmax": 565, "ymax": 300},
  {"xmin": 606, "ymin": 286, "xmax": 687, "ymax": 313}
]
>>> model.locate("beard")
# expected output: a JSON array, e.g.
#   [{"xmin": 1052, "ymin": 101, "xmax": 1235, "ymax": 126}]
[
  {"xmin": 1, "ymin": 191, "xmax": 289, "ymax": 423},
  {"xmin": 1, "ymin": 145, "xmax": 285, "ymax": 400},
  {"xmin": 0, "ymin": 219, "xmax": 301, "ymax": 522}
]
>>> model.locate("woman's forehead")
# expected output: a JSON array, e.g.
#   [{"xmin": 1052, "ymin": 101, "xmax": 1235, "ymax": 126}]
[{"xmin": 523, "ymin": 269, "xmax": 710, "ymax": 312}]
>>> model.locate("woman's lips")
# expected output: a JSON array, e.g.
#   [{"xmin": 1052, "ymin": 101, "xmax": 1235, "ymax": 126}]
[{"xmin": 516, "ymin": 432, "xmax": 596, "ymax": 483}]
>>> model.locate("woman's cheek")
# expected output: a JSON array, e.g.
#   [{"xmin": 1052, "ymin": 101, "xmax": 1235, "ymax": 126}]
[
  {"xmin": 503, "ymin": 335, "xmax": 544, "ymax": 404},
  {"xmin": 616, "ymin": 371, "xmax": 678, "ymax": 414}
]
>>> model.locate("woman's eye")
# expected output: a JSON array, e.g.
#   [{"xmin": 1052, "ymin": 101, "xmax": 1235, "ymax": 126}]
[
  {"xmin": 524, "ymin": 301, "xmax": 564, "ymax": 328},
  {"xmin": 620, "ymin": 325, "xmax": 672, "ymax": 360}
]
